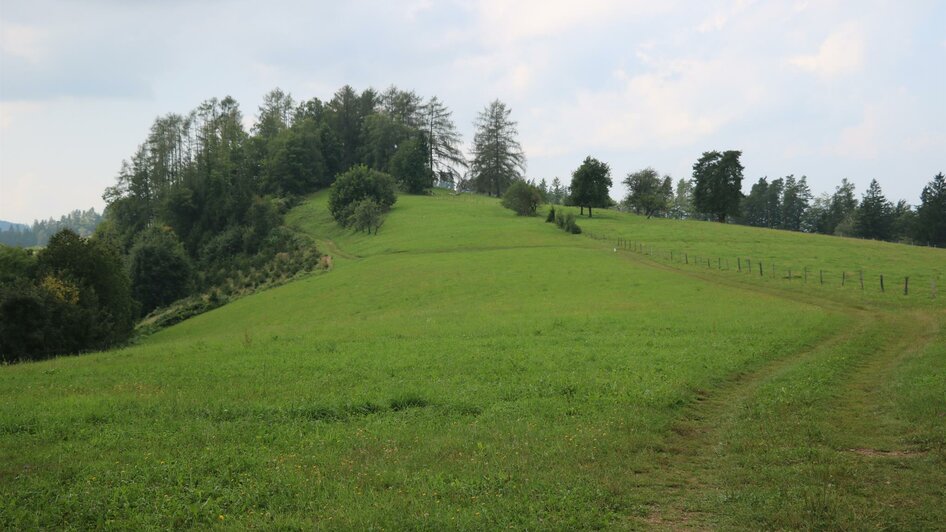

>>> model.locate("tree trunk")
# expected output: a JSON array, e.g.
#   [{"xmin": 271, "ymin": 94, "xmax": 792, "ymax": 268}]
[
  {"xmin": 589, "ymin": 206, "xmax": 593, "ymax": 218},
  {"xmin": 580, "ymin": 206, "xmax": 584, "ymax": 215}
]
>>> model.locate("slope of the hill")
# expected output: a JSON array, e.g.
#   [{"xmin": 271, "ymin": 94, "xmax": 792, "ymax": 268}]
[{"xmin": 0, "ymin": 192, "xmax": 943, "ymax": 529}]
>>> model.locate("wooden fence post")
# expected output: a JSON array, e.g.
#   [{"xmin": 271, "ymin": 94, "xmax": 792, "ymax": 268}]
[
  {"xmin": 738, "ymin": 258, "xmax": 742, "ymax": 272},
  {"xmin": 859, "ymin": 270, "xmax": 864, "ymax": 290},
  {"xmin": 759, "ymin": 262, "xmax": 763, "ymax": 277},
  {"xmin": 904, "ymin": 277, "xmax": 909, "ymax": 296},
  {"xmin": 842, "ymin": 271, "xmax": 846, "ymax": 287},
  {"xmin": 880, "ymin": 274, "xmax": 884, "ymax": 292}
]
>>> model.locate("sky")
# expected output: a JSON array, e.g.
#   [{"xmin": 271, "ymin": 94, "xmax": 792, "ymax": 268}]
[{"xmin": 1, "ymin": 0, "xmax": 944, "ymax": 223}]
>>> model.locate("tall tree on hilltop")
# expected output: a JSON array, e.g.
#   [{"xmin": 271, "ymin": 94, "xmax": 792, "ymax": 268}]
[
  {"xmin": 623, "ymin": 168, "xmax": 672, "ymax": 218},
  {"xmin": 741, "ymin": 177, "xmax": 769, "ymax": 227},
  {"xmin": 780, "ymin": 175, "xmax": 812, "ymax": 231},
  {"xmin": 854, "ymin": 179, "xmax": 893, "ymax": 240},
  {"xmin": 470, "ymin": 100, "xmax": 525, "ymax": 196},
  {"xmin": 420, "ymin": 96, "xmax": 467, "ymax": 186},
  {"xmin": 915, "ymin": 172, "xmax": 946, "ymax": 246},
  {"xmin": 692, "ymin": 150, "xmax": 744, "ymax": 222},
  {"xmin": 326, "ymin": 85, "xmax": 379, "ymax": 172},
  {"xmin": 668, "ymin": 178, "xmax": 694, "ymax": 219},
  {"xmin": 826, "ymin": 178, "xmax": 858, "ymax": 234},
  {"xmin": 570, "ymin": 156, "xmax": 612, "ymax": 217}
]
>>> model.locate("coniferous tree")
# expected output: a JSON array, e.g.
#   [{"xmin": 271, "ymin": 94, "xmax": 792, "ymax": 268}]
[
  {"xmin": 420, "ymin": 96, "xmax": 467, "ymax": 186},
  {"xmin": 741, "ymin": 178, "xmax": 769, "ymax": 227},
  {"xmin": 916, "ymin": 172, "xmax": 946, "ymax": 246},
  {"xmin": 692, "ymin": 150, "xmax": 744, "ymax": 222},
  {"xmin": 470, "ymin": 100, "xmax": 526, "ymax": 197},
  {"xmin": 668, "ymin": 179, "xmax": 694, "ymax": 219},
  {"xmin": 854, "ymin": 179, "xmax": 893, "ymax": 240}
]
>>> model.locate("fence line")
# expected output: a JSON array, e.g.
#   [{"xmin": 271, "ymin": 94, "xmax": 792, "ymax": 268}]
[{"xmin": 582, "ymin": 230, "xmax": 941, "ymax": 301}]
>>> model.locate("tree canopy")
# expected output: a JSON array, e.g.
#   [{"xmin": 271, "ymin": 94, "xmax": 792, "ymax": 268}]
[
  {"xmin": 623, "ymin": 168, "xmax": 672, "ymax": 218},
  {"xmin": 470, "ymin": 100, "xmax": 526, "ymax": 197},
  {"xmin": 692, "ymin": 150, "xmax": 744, "ymax": 222},
  {"xmin": 570, "ymin": 156, "xmax": 613, "ymax": 217}
]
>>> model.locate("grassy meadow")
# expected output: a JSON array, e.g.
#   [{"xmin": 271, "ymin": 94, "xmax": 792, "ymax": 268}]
[{"xmin": 1, "ymin": 191, "xmax": 944, "ymax": 529}]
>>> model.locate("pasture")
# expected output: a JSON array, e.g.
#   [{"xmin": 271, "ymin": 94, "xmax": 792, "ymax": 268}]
[{"xmin": 1, "ymin": 192, "xmax": 943, "ymax": 529}]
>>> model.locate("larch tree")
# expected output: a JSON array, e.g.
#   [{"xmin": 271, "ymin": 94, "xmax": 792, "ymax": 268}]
[
  {"xmin": 420, "ymin": 96, "xmax": 467, "ymax": 187},
  {"xmin": 469, "ymin": 100, "xmax": 525, "ymax": 197}
]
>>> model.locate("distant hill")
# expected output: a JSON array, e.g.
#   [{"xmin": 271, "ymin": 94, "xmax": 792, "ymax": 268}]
[
  {"xmin": 0, "ymin": 220, "xmax": 28, "ymax": 232},
  {"xmin": 0, "ymin": 208, "xmax": 102, "ymax": 247}
]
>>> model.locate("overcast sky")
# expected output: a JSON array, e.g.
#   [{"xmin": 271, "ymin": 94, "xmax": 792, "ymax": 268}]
[{"xmin": 1, "ymin": 0, "xmax": 944, "ymax": 223}]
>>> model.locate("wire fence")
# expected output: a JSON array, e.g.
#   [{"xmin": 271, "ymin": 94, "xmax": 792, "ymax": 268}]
[{"xmin": 582, "ymin": 231, "xmax": 942, "ymax": 303}]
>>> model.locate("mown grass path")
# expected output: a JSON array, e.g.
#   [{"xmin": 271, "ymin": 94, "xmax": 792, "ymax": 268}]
[{"xmin": 602, "ymin": 238, "xmax": 945, "ymax": 529}]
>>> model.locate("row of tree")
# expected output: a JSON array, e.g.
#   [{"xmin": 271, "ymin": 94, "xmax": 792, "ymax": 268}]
[
  {"xmin": 537, "ymin": 150, "xmax": 943, "ymax": 247},
  {"xmin": 0, "ymin": 208, "xmax": 102, "ymax": 247}
]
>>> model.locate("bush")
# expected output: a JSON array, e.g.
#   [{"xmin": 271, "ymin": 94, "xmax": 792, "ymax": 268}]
[
  {"xmin": 129, "ymin": 227, "xmax": 194, "ymax": 316},
  {"xmin": 501, "ymin": 180, "xmax": 542, "ymax": 216},
  {"xmin": 350, "ymin": 198, "xmax": 385, "ymax": 234},
  {"xmin": 554, "ymin": 210, "xmax": 582, "ymax": 234},
  {"xmin": 546, "ymin": 207, "xmax": 556, "ymax": 223},
  {"xmin": 328, "ymin": 165, "xmax": 397, "ymax": 226}
]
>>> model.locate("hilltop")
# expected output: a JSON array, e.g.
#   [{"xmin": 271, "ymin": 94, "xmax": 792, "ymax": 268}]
[{"xmin": 1, "ymin": 192, "xmax": 943, "ymax": 529}]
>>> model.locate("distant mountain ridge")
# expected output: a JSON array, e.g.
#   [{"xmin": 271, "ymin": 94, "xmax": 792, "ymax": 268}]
[
  {"xmin": 0, "ymin": 220, "xmax": 29, "ymax": 231},
  {"xmin": 0, "ymin": 208, "xmax": 102, "ymax": 247}
]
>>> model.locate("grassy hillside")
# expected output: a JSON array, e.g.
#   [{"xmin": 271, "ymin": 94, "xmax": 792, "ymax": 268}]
[
  {"xmin": 560, "ymin": 206, "xmax": 945, "ymax": 308},
  {"xmin": 1, "ymin": 192, "xmax": 943, "ymax": 529}
]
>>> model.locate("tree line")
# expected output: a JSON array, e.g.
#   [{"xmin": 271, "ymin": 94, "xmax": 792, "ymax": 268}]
[
  {"xmin": 531, "ymin": 150, "xmax": 944, "ymax": 247},
  {"xmin": 0, "ymin": 208, "xmax": 102, "ymax": 247},
  {"xmin": 0, "ymin": 85, "xmax": 485, "ymax": 362}
]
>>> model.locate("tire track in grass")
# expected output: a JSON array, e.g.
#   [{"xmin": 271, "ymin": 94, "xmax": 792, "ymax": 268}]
[{"xmin": 601, "ymin": 238, "xmax": 943, "ymax": 529}]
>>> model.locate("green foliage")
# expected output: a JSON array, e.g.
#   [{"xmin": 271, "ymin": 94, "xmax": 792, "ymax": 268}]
[
  {"xmin": 623, "ymin": 168, "xmax": 673, "ymax": 218},
  {"xmin": 854, "ymin": 179, "xmax": 893, "ymax": 240},
  {"xmin": 470, "ymin": 100, "xmax": 525, "ymax": 196},
  {"xmin": 0, "ymin": 229, "xmax": 136, "ymax": 361},
  {"xmin": 129, "ymin": 227, "xmax": 194, "ymax": 315},
  {"xmin": 389, "ymin": 137, "xmax": 434, "ymax": 194},
  {"xmin": 554, "ymin": 209, "xmax": 582, "ymax": 234},
  {"xmin": 328, "ymin": 165, "xmax": 397, "ymax": 226},
  {"xmin": 916, "ymin": 172, "xmax": 946, "ymax": 246},
  {"xmin": 500, "ymin": 180, "xmax": 542, "ymax": 216},
  {"xmin": 692, "ymin": 150, "xmax": 744, "ymax": 222},
  {"xmin": 570, "ymin": 156, "xmax": 612, "ymax": 217},
  {"xmin": 546, "ymin": 207, "xmax": 556, "ymax": 223},
  {"xmin": 350, "ymin": 198, "xmax": 385, "ymax": 234},
  {"xmin": 0, "ymin": 245, "xmax": 36, "ymax": 284}
]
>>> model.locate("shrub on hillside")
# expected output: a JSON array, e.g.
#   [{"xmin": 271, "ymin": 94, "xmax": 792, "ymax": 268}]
[
  {"xmin": 501, "ymin": 180, "xmax": 542, "ymax": 216},
  {"xmin": 555, "ymin": 210, "xmax": 582, "ymax": 234},
  {"xmin": 329, "ymin": 165, "xmax": 397, "ymax": 226},
  {"xmin": 351, "ymin": 198, "xmax": 386, "ymax": 234},
  {"xmin": 546, "ymin": 207, "xmax": 556, "ymax": 223}
]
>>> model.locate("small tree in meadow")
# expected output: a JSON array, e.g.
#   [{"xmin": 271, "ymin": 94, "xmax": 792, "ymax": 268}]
[
  {"xmin": 351, "ymin": 198, "xmax": 385, "ymax": 234},
  {"xmin": 501, "ymin": 180, "xmax": 542, "ymax": 216}
]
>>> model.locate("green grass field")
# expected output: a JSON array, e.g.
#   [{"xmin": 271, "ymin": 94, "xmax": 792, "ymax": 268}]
[{"xmin": 2, "ymin": 192, "xmax": 944, "ymax": 529}]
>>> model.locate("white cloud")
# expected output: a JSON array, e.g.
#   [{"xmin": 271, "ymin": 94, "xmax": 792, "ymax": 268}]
[
  {"xmin": 789, "ymin": 26, "xmax": 865, "ymax": 77},
  {"xmin": 0, "ymin": 101, "xmax": 42, "ymax": 130},
  {"xmin": 0, "ymin": 23, "xmax": 47, "ymax": 63},
  {"xmin": 832, "ymin": 107, "xmax": 879, "ymax": 159},
  {"xmin": 472, "ymin": 0, "xmax": 673, "ymax": 44}
]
